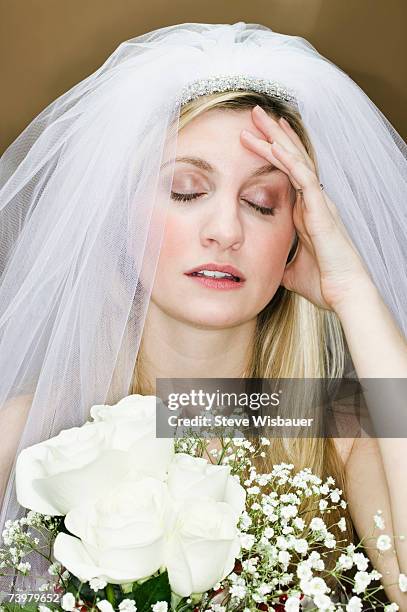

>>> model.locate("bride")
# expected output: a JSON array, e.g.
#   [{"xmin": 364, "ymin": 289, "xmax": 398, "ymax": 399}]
[{"xmin": 0, "ymin": 22, "xmax": 406, "ymax": 607}]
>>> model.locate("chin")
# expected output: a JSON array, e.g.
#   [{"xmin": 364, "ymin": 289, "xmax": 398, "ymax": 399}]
[{"xmin": 175, "ymin": 305, "xmax": 248, "ymax": 329}]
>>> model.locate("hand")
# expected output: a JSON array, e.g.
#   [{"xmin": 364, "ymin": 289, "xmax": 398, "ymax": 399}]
[{"xmin": 240, "ymin": 105, "xmax": 373, "ymax": 312}]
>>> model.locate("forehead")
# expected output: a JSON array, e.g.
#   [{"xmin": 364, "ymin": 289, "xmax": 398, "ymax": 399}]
[
  {"xmin": 178, "ymin": 107, "xmax": 266, "ymax": 144},
  {"xmin": 174, "ymin": 108, "xmax": 270, "ymax": 172}
]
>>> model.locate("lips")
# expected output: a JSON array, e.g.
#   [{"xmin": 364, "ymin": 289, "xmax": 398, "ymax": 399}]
[{"xmin": 184, "ymin": 262, "xmax": 246, "ymax": 282}]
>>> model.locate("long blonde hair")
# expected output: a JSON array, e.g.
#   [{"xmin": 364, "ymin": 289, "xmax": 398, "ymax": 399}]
[{"xmin": 131, "ymin": 91, "xmax": 353, "ymax": 559}]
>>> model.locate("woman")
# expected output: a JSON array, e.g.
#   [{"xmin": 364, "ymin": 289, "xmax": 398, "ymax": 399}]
[{"xmin": 0, "ymin": 22, "xmax": 406, "ymax": 606}]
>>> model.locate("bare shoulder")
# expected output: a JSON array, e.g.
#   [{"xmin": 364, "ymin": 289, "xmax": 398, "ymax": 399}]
[
  {"xmin": 1, "ymin": 393, "xmax": 34, "ymax": 410},
  {"xmin": 330, "ymin": 402, "xmax": 363, "ymax": 465},
  {"xmin": 0, "ymin": 393, "xmax": 34, "ymax": 427},
  {"xmin": 0, "ymin": 392, "xmax": 34, "ymax": 446},
  {"xmin": 332, "ymin": 437, "xmax": 355, "ymax": 465},
  {"xmin": 0, "ymin": 394, "xmax": 34, "ymax": 500}
]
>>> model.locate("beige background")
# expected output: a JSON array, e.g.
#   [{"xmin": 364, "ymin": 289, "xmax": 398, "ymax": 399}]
[{"xmin": 0, "ymin": 0, "xmax": 406, "ymax": 153}]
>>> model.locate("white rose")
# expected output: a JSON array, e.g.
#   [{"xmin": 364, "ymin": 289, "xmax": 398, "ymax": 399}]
[
  {"xmin": 16, "ymin": 394, "xmax": 174, "ymax": 515},
  {"xmin": 16, "ymin": 421, "xmax": 119, "ymax": 515},
  {"xmin": 54, "ymin": 477, "xmax": 168, "ymax": 584},
  {"xmin": 90, "ymin": 394, "xmax": 174, "ymax": 480},
  {"xmin": 166, "ymin": 453, "xmax": 246, "ymax": 519},
  {"xmin": 165, "ymin": 498, "xmax": 241, "ymax": 597}
]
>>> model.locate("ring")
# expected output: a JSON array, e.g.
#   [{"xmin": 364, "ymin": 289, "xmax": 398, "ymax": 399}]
[{"xmin": 296, "ymin": 183, "xmax": 324, "ymax": 196}]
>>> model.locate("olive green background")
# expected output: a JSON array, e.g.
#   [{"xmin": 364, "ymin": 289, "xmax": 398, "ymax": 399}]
[{"xmin": 0, "ymin": 0, "xmax": 406, "ymax": 153}]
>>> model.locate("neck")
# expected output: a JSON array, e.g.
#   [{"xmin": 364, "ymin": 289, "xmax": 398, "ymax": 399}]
[{"xmin": 137, "ymin": 301, "xmax": 256, "ymax": 392}]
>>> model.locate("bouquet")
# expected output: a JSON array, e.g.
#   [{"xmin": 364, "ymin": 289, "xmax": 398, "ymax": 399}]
[{"xmin": 0, "ymin": 395, "xmax": 405, "ymax": 612}]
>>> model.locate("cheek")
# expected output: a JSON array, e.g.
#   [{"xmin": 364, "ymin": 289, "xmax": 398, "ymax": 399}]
[
  {"xmin": 254, "ymin": 224, "xmax": 294, "ymax": 283},
  {"xmin": 156, "ymin": 213, "xmax": 190, "ymax": 265}
]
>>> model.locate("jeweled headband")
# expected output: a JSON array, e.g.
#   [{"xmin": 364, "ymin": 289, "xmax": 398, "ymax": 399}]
[{"xmin": 178, "ymin": 74, "xmax": 297, "ymax": 106}]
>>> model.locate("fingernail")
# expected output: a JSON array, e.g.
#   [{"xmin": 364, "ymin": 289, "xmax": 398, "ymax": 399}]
[
  {"xmin": 254, "ymin": 105, "xmax": 266, "ymax": 115},
  {"xmin": 279, "ymin": 117, "xmax": 288, "ymax": 125}
]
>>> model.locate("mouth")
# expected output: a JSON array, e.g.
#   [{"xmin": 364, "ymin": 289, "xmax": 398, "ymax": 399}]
[{"xmin": 184, "ymin": 263, "xmax": 246, "ymax": 290}]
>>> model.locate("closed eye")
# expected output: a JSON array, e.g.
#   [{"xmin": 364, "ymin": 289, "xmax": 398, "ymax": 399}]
[{"xmin": 170, "ymin": 191, "xmax": 275, "ymax": 216}]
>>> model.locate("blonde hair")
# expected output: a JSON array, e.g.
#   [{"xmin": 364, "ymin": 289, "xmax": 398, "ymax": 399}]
[{"xmin": 131, "ymin": 91, "xmax": 353, "ymax": 567}]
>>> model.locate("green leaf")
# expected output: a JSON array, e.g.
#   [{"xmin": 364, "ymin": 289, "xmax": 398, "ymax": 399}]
[{"xmin": 132, "ymin": 570, "xmax": 171, "ymax": 612}]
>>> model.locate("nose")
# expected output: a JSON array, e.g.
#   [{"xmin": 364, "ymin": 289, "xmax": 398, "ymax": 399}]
[{"xmin": 199, "ymin": 193, "xmax": 244, "ymax": 251}]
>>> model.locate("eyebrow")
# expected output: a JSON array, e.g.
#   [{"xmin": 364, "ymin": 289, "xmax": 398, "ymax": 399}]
[{"xmin": 161, "ymin": 155, "xmax": 278, "ymax": 178}]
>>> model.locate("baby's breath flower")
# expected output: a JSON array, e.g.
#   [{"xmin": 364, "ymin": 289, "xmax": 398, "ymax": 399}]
[
  {"xmin": 48, "ymin": 561, "xmax": 62, "ymax": 576},
  {"xmin": 119, "ymin": 599, "xmax": 137, "ymax": 612},
  {"xmin": 242, "ymin": 558, "xmax": 258, "ymax": 574},
  {"xmin": 239, "ymin": 533, "xmax": 255, "ymax": 550},
  {"xmin": 309, "ymin": 517, "xmax": 327, "ymax": 533},
  {"xmin": 97, "ymin": 601, "xmax": 115, "ymax": 612},
  {"xmin": 374, "ymin": 512, "xmax": 385, "ymax": 530},
  {"xmin": 297, "ymin": 562, "xmax": 313, "ymax": 581},
  {"xmin": 313, "ymin": 593, "xmax": 332, "ymax": 610},
  {"xmin": 293, "ymin": 517, "xmax": 305, "ymax": 530},
  {"xmin": 16, "ymin": 561, "xmax": 31, "ymax": 574},
  {"xmin": 285, "ymin": 595, "xmax": 301, "ymax": 612},
  {"xmin": 398, "ymin": 572, "xmax": 407, "ymax": 592},
  {"xmin": 338, "ymin": 517, "xmax": 347, "ymax": 532},
  {"xmin": 89, "ymin": 577, "xmax": 108, "ymax": 591},
  {"xmin": 324, "ymin": 534, "xmax": 336, "ymax": 549},
  {"xmin": 280, "ymin": 504, "xmax": 298, "ymax": 520},
  {"xmin": 293, "ymin": 538, "xmax": 308, "ymax": 554},
  {"xmin": 306, "ymin": 576, "xmax": 328, "ymax": 596},
  {"xmin": 278, "ymin": 549, "xmax": 291, "ymax": 565},
  {"xmin": 353, "ymin": 553, "xmax": 369, "ymax": 571},
  {"xmin": 337, "ymin": 554, "xmax": 353, "ymax": 570},
  {"xmin": 61, "ymin": 592, "xmax": 76, "ymax": 611},
  {"xmin": 229, "ymin": 584, "xmax": 247, "ymax": 600},
  {"xmin": 353, "ymin": 571, "xmax": 372, "ymax": 594},
  {"xmin": 376, "ymin": 534, "xmax": 392, "ymax": 551},
  {"xmin": 345, "ymin": 595, "xmax": 363, "ymax": 612}
]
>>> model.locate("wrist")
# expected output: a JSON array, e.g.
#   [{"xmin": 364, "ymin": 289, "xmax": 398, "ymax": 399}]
[{"xmin": 331, "ymin": 276, "xmax": 381, "ymax": 319}]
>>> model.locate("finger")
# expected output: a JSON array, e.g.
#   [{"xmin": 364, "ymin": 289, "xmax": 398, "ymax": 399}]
[
  {"xmin": 278, "ymin": 117, "xmax": 314, "ymax": 167},
  {"xmin": 251, "ymin": 107, "xmax": 317, "ymax": 176},
  {"xmin": 271, "ymin": 141, "xmax": 324, "ymax": 199},
  {"xmin": 271, "ymin": 141, "xmax": 338, "ymax": 231},
  {"xmin": 250, "ymin": 105, "xmax": 300, "ymax": 156},
  {"xmin": 240, "ymin": 130, "xmax": 302, "ymax": 189}
]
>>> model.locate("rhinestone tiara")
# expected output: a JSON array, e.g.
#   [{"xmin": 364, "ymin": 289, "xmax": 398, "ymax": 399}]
[{"xmin": 178, "ymin": 74, "xmax": 297, "ymax": 106}]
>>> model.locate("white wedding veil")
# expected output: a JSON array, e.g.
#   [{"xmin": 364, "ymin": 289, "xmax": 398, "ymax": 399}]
[{"xmin": 1, "ymin": 22, "xmax": 406, "ymax": 583}]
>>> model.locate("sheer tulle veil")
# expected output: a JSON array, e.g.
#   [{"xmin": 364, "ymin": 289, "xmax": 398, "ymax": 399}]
[{"xmin": 0, "ymin": 22, "xmax": 406, "ymax": 584}]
